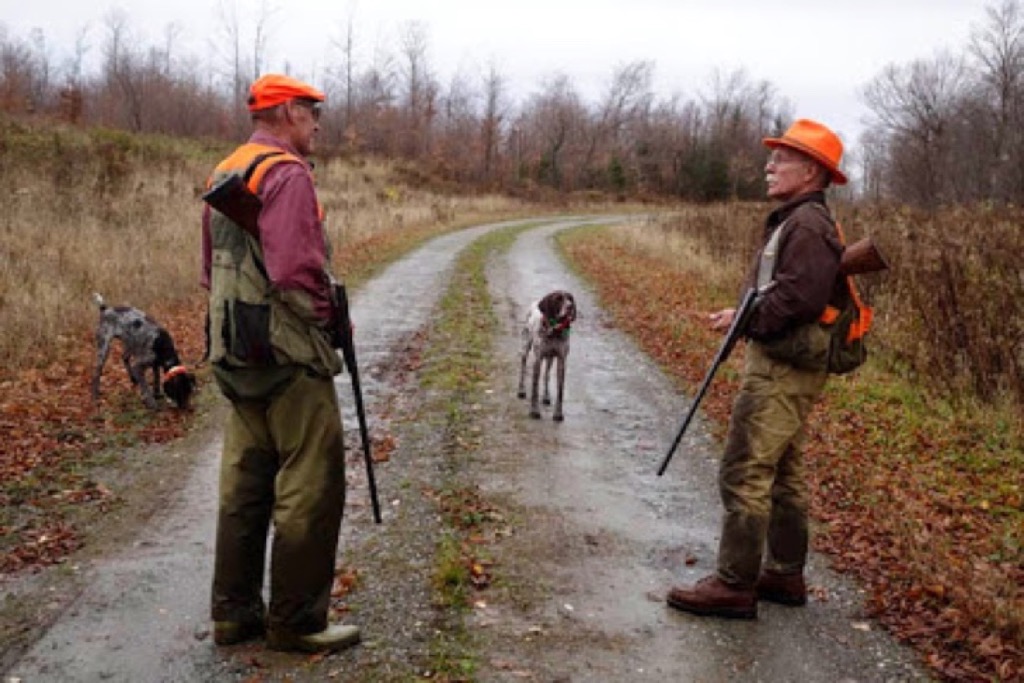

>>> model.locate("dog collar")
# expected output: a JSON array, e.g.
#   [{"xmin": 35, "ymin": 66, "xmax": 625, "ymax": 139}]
[
  {"xmin": 547, "ymin": 317, "xmax": 572, "ymax": 337},
  {"xmin": 164, "ymin": 365, "xmax": 188, "ymax": 380}
]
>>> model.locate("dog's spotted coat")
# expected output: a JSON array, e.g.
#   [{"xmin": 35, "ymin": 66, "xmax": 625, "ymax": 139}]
[
  {"xmin": 91, "ymin": 293, "xmax": 195, "ymax": 410},
  {"xmin": 517, "ymin": 290, "xmax": 577, "ymax": 421}
]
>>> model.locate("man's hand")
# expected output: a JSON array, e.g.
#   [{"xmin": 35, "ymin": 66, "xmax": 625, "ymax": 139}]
[{"xmin": 709, "ymin": 308, "xmax": 736, "ymax": 333}]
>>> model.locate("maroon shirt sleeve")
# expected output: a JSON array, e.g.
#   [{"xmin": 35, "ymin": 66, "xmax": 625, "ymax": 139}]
[
  {"xmin": 201, "ymin": 204, "xmax": 212, "ymax": 290},
  {"xmin": 256, "ymin": 162, "xmax": 333, "ymax": 322}
]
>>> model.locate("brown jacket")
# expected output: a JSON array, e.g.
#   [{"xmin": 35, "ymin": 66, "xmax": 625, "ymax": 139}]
[{"xmin": 745, "ymin": 191, "xmax": 846, "ymax": 342}]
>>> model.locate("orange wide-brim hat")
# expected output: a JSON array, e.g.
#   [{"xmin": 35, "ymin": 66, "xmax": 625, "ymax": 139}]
[
  {"xmin": 763, "ymin": 118, "xmax": 848, "ymax": 185},
  {"xmin": 247, "ymin": 74, "xmax": 325, "ymax": 112}
]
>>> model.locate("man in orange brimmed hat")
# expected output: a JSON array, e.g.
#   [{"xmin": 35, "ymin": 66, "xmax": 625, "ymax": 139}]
[
  {"xmin": 201, "ymin": 75, "xmax": 361, "ymax": 653},
  {"xmin": 666, "ymin": 119, "xmax": 852, "ymax": 619}
]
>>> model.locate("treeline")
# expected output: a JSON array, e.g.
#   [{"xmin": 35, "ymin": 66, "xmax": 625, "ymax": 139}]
[
  {"xmin": 3, "ymin": 8, "xmax": 791, "ymax": 201},
  {"xmin": 3, "ymin": 1, "xmax": 1024, "ymax": 205},
  {"xmin": 860, "ymin": 0, "xmax": 1024, "ymax": 206}
]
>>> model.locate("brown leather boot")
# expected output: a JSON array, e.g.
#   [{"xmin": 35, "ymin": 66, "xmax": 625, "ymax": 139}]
[
  {"xmin": 755, "ymin": 570, "xmax": 807, "ymax": 606},
  {"xmin": 665, "ymin": 575, "xmax": 757, "ymax": 619}
]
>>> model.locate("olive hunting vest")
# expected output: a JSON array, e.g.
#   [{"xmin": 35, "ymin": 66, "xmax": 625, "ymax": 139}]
[
  {"xmin": 206, "ymin": 143, "xmax": 342, "ymax": 378},
  {"xmin": 755, "ymin": 208, "xmax": 871, "ymax": 374}
]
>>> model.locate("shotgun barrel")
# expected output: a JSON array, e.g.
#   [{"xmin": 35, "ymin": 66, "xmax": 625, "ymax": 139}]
[
  {"xmin": 657, "ymin": 287, "xmax": 759, "ymax": 476},
  {"xmin": 332, "ymin": 283, "xmax": 383, "ymax": 524}
]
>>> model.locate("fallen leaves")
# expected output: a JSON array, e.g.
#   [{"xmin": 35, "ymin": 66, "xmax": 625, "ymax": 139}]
[
  {"xmin": 0, "ymin": 298, "xmax": 206, "ymax": 576},
  {"xmin": 1, "ymin": 520, "xmax": 82, "ymax": 573}
]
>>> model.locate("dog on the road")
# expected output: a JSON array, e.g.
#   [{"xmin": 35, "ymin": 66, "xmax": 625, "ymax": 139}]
[
  {"xmin": 517, "ymin": 290, "xmax": 577, "ymax": 421},
  {"xmin": 91, "ymin": 293, "xmax": 195, "ymax": 410}
]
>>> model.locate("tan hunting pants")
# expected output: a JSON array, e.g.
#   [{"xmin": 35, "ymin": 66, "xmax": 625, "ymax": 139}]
[
  {"xmin": 211, "ymin": 367, "xmax": 346, "ymax": 635},
  {"xmin": 717, "ymin": 342, "xmax": 827, "ymax": 586}
]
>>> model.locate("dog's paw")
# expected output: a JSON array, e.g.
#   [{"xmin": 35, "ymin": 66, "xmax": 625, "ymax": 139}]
[
  {"xmin": 553, "ymin": 413, "xmax": 564, "ymax": 422},
  {"xmin": 542, "ymin": 398, "xmax": 551, "ymax": 406},
  {"xmin": 529, "ymin": 410, "xmax": 542, "ymax": 419},
  {"xmin": 517, "ymin": 391, "xmax": 526, "ymax": 399}
]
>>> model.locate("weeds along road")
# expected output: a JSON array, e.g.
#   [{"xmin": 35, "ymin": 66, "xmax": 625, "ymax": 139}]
[{"xmin": 5, "ymin": 218, "xmax": 931, "ymax": 682}]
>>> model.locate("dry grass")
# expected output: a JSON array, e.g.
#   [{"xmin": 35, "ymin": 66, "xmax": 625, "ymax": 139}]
[
  {"xmin": 0, "ymin": 119, "xmax": 526, "ymax": 371},
  {"xmin": 0, "ymin": 123, "xmax": 211, "ymax": 367}
]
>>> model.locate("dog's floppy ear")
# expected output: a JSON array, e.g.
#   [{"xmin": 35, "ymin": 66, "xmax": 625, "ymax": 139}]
[
  {"xmin": 566, "ymin": 293, "xmax": 578, "ymax": 321},
  {"xmin": 163, "ymin": 370, "xmax": 196, "ymax": 410},
  {"xmin": 538, "ymin": 291, "xmax": 562, "ymax": 319}
]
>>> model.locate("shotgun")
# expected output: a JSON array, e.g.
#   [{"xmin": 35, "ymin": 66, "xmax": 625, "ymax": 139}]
[
  {"xmin": 656, "ymin": 236, "xmax": 888, "ymax": 476},
  {"xmin": 332, "ymin": 282, "xmax": 383, "ymax": 524}
]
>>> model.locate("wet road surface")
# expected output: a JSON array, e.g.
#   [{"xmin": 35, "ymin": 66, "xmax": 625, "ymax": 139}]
[{"xmin": 5, "ymin": 218, "xmax": 930, "ymax": 682}]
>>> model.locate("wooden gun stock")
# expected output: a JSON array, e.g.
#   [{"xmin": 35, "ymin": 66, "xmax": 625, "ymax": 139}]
[
  {"xmin": 201, "ymin": 174, "xmax": 261, "ymax": 237},
  {"xmin": 840, "ymin": 237, "xmax": 889, "ymax": 276}
]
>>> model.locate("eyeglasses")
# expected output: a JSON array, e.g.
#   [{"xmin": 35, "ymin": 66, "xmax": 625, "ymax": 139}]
[
  {"xmin": 292, "ymin": 99, "xmax": 322, "ymax": 122},
  {"xmin": 767, "ymin": 151, "xmax": 808, "ymax": 167}
]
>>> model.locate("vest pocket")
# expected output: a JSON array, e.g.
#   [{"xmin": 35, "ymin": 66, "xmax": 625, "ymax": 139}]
[
  {"xmin": 231, "ymin": 301, "xmax": 274, "ymax": 364},
  {"xmin": 760, "ymin": 321, "xmax": 830, "ymax": 372}
]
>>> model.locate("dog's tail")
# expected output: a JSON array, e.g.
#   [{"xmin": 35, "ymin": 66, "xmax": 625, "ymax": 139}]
[{"xmin": 93, "ymin": 292, "xmax": 107, "ymax": 310}]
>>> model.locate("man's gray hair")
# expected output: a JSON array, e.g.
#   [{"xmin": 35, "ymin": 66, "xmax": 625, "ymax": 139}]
[{"xmin": 251, "ymin": 104, "xmax": 285, "ymax": 124}]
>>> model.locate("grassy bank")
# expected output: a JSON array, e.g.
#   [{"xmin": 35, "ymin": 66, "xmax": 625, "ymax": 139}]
[{"xmin": 415, "ymin": 224, "xmax": 534, "ymax": 680}]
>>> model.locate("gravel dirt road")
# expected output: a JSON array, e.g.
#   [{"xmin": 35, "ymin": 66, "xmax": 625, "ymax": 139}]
[{"xmin": 3, "ymin": 218, "xmax": 931, "ymax": 682}]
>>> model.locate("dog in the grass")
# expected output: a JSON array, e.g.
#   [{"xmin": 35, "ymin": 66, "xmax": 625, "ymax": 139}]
[
  {"xmin": 517, "ymin": 290, "xmax": 577, "ymax": 421},
  {"xmin": 91, "ymin": 293, "xmax": 195, "ymax": 410}
]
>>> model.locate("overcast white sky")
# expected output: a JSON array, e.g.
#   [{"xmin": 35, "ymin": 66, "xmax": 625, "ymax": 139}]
[{"xmin": 1, "ymin": 0, "xmax": 1001, "ymax": 156}]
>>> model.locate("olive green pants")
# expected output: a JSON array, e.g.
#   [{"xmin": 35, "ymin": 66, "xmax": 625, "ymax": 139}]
[
  {"xmin": 211, "ymin": 367, "xmax": 346, "ymax": 635},
  {"xmin": 716, "ymin": 342, "xmax": 827, "ymax": 587}
]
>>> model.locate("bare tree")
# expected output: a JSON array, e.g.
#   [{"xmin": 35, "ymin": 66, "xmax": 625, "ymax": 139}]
[
  {"xmin": 252, "ymin": 0, "xmax": 279, "ymax": 81},
  {"xmin": 863, "ymin": 51, "xmax": 968, "ymax": 206},
  {"xmin": 101, "ymin": 10, "xmax": 145, "ymax": 131},
  {"xmin": 522, "ymin": 73, "xmax": 587, "ymax": 190},
  {"xmin": 66, "ymin": 25, "xmax": 90, "ymax": 88},
  {"xmin": 396, "ymin": 20, "xmax": 436, "ymax": 158},
  {"xmin": 693, "ymin": 68, "xmax": 786, "ymax": 199},
  {"xmin": 327, "ymin": 2, "xmax": 360, "ymax": 146},
  {"xmin": 584, "ymin": 60, "xmax": 655, "ymax": 191},
  {"xmin": 55, "ymin": 25, "xmax": 91, "ymax": 123},
  {"xmin": 435, "ymin": 67, "xmax": 479, "ymax": 180},
  {"xmin": 26, "ymin": 28, "xmax": 53, "ymax": 113},
  {"xmin": 215, "ymin": 0, "xmax": 244, "ymax": 130},
  {"xmin": 354, "ymin": 39, "xmax": 398, "ymax": 154},
  {"xmin": 1, "ymin": 26, "xmax": 34, "ymax": 113},
  {"xmin": 969, "ymin": 0, "xmax": 1024, "ymax": 200},
  {"xmin": 857, "ymin": 128, "xmax": 889, "ymax": 202},
  {"xmin": 480, "ymin": 61, "xmax": 508, "ymax": 182}
]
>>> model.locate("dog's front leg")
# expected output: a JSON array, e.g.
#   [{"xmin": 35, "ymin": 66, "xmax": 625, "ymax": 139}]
[
  {"xmin": 541, "ymin": 355, "xmax": 552, "ymax": 406},
  {"xmin": 517, "ymin": 337, "xmax": 531, "ymax": 399},
  {"xmin": 91, "ymin": 338, "xmax": 112, "ymax": 401},
  {"xmin": 128, "ymin": 361, "xmax": 160, "ymax": 410},
  {"xmin": 121, "ymin": 353, "xmax": 139, "ymax": 386},
  {"xmin": 529, "ymin": 355, "xmax": 543, "ymax": 419},
  {"xmin": 151, "ymin": 362, "xmax": 164, "ymax": 400},
  {"xmin": 552, "ymin": 352, "xmax": 566, "ymax": 422}
]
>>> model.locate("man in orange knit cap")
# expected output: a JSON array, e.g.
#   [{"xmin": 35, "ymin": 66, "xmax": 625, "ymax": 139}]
[
  {"xmin": 201, "ymin": 74, "xmax": 360, "ymax": 652},
  {"xmin": 667, "ymin": 119, "xmax": 851, "ymax": 619}
]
